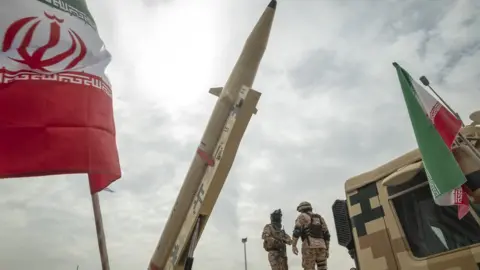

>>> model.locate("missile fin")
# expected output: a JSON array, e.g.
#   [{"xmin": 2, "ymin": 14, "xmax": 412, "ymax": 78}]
[
  {"xmin": 208, "ymin": 87, "xmax": 223, "ymax": 97},
  {"xmin": 243, "ymin": 87, "xmax": 258, "ymax": 115}
]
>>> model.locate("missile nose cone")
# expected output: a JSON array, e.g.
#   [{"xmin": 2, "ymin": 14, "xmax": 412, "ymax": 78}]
[{"xmin": 268, "ymin": 0, "xmax": 277, "ymax": 9}]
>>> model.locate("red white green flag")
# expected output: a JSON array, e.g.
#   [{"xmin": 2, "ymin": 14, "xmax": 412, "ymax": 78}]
[
  {"xmin": 0, "ymin": 0, "xmax": 121, "ymax": 193},
  {"xmin": 393, "ymin": 62, "xmax": 469, "ymax": 219}
]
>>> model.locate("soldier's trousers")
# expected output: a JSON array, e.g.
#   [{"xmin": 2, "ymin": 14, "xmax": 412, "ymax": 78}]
[
  {"xmin": 268, "ymin": 251, "xmax": 288, "ymax": 270},
  {"xmin": 301, "ymin": 247, "xmax": 327, "ymax": 270}
]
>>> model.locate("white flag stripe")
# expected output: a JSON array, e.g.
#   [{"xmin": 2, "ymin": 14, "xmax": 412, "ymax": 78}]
[{"xmin": 411, "ymin": 79, "xmax": 441, "ymax": 120}]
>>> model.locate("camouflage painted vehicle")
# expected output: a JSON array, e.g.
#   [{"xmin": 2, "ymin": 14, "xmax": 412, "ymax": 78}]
[{"xmin": 333, "ymin": 112, "xmax": 480, "ymax": 270}]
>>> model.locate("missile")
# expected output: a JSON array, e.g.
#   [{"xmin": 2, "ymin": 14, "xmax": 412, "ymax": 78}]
[{"xmin": 148, "ymin": 1, "xmax": 277, "ymax": 270}]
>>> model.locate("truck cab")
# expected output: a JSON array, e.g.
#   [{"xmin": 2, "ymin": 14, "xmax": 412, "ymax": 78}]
[{"xmin": 332, "ymin": 124, "xmax": 480, "ymax": 270}]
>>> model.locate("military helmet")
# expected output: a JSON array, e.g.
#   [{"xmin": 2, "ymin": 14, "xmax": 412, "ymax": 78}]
[
  {"xmin": 297, "ymin": 201, "xmax": 312, "ymax": 212},
  {"xmin": 270, "ymin": 209, "xmax": 282, "ymax": 223},
  {"xmin": 271, "ymin": 209, "xmax": 282, "ymax": 216}
]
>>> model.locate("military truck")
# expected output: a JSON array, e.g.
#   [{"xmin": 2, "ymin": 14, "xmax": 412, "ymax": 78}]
[{"xmin": 332, "ymin": 111, "xmax": 480, "ymax": 270}]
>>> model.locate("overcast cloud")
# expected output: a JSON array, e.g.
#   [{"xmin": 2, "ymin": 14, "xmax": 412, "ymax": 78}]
[{"xmin": 1, "ymin": 0, "xmax": 479, "ymax": 269}]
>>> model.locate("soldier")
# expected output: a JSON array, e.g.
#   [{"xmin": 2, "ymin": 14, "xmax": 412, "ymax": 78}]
[
  {"xmin": 291, "ymin": 201, "xmax": 330, "ymax": 270},
  {"xmin": 262, "ymin": 209, "xmax": 292, "ymax": 270}
]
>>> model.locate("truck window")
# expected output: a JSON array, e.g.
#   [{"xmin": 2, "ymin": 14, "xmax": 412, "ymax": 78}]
[{"xmin": 391, "ymin": 171, "xmax": 480, "ymax": 258}]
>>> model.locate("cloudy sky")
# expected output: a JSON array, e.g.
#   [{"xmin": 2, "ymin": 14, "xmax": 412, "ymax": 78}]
[{"xmin": 1, "ymin": 0, "xmax": 480, "ymax": 269}]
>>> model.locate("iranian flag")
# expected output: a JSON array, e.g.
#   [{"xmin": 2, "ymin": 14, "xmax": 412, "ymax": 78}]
[
  {"xmin": 393, "ymin": 62, "xmax": 469, "ymax": 219},
  {"xmin": 0, "ymin": 0, "xmax": 121, "ymax": 193}
]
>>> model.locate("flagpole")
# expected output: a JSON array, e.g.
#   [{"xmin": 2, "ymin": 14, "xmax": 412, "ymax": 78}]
[
  {"xmin": 91, "ymin": 193, "xmax": 110, "ymax": 270},
  {"xmin": 241, "ymin": 237, "xmax": 248, "ymax": 270}
]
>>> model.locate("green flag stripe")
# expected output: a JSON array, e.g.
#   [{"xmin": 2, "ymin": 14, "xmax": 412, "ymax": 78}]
[{"xmin": 393, "ymin": 63, "xmax": 466, "ymax": 198}]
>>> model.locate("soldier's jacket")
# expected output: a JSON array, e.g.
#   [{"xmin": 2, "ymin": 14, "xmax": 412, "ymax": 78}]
[
  {"xmin": 262, "ymin": 223, "xmax": 292, "ymax": 255},
  {"xmin": 294, "ymin": 212, "xmax": 329, "ymax": 249}
]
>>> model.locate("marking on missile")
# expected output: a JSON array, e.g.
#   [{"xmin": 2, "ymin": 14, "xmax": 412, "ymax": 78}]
[
  {"xmin": 230, "ymin": 98, "xmax": 244, "ymax": 117},
  {"xmin": 240, "ymin": 86, "xmax": 247, "ymax": 95},
  {"xmin": 196, "ymin": 148, "xmax": 214, "ymax": 166},
  {"xmin": 231, "ymin": 105, "xmax": 239, "ymax": 117},
  {"xmin": 192, "ymin": 183, "xmax": 205, "ymax": 215},
  {"xmin": 170, "ymin": 243, "xmax": 180, "ymax": 263},
  {"xmin": 236, "ymin": 98, "xmax": 244, "ymax": 108},
  {"xmin": 215, "ymin": 145, "xmax": 224, "ymax": 160}
]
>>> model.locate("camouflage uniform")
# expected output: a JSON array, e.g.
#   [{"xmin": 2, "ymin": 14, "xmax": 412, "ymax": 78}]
[
  {"xmin": 262, "ymin": 209, "xmax": 292, "ymax": 270},
  {"xmin": 292, "ymin": 202, "xmax": 330, "ymax": 270}
]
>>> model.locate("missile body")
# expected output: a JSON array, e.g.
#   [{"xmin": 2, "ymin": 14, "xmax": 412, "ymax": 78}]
[
  {"xmin": 167, "ymin": 86, "xmax": 261, "ymax": 270},
  {"xmin": 148, "ymin": 1, "xmax": 277, "ymax": 270}
]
